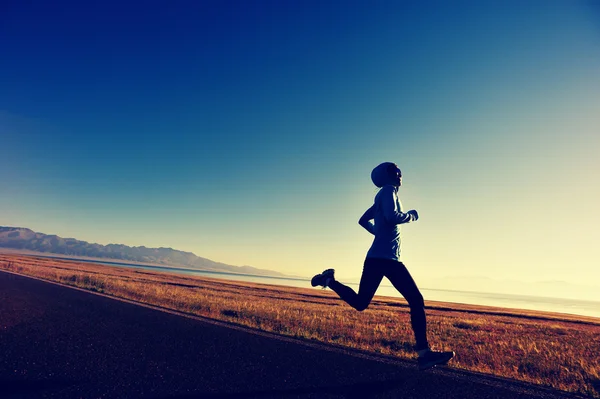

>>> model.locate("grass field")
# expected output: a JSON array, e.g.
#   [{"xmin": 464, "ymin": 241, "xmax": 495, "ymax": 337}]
[{"xmin": 1, "ymin": 254, "xmax": 599, "ymax": 397}]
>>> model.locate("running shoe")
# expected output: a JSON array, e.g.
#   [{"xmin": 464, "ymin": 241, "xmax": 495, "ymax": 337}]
[
  {"xmin": 311, "ymin": 269, "xmax": 335, "ymax": 288},
  {"xmin": 418, "ymin": 349, "xmax": 455, "ymax": 370}
]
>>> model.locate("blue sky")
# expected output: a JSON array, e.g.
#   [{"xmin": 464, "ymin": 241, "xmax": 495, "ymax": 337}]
[{"xmin": 2, "ymin": 1, "xmax": 600, "ymax": 299}]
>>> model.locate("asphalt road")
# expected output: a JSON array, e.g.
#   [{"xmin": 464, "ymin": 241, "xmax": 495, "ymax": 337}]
[{"xmin": 0, "ymin": 271, "xmax": 586, "ymax": 399}]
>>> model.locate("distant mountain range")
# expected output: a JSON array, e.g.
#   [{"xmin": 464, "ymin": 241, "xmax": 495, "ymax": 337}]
[{"xmin": 0, "ymin": 226, "xmax": 288, "ymax": 277}]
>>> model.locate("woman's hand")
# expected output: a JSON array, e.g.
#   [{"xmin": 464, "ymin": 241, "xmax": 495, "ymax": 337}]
[{"xmin": 407, "ymin": 209, "xmax": 419, "ymax": 221}]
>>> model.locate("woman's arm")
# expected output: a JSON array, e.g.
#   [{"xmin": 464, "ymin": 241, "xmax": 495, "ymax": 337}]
[
  {"xmin": 379, "ymin": 186, "xmax": 416, "ymax": 225},
  {"xmin": 358, "ymin": 205, "xmax": 376, "ymax": 235}
]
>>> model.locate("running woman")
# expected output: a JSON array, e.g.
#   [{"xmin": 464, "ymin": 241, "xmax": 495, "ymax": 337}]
[{"xmin": 311, "ymin": 162, "xmax": 454, "ymax": 370}]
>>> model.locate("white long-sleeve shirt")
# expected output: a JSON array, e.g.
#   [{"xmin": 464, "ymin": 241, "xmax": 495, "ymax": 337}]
[{"xmin": 359, "ymin": 185, "xmax": 416, "ymax": 261}]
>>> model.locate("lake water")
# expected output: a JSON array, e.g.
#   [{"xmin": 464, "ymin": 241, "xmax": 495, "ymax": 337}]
[{"xmin": 45, "ymin": 256, "xmax": 600, "ymax": 319}]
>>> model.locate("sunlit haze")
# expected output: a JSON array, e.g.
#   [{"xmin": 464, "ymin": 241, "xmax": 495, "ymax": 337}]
[{"xmin": 2, "ymin": 1, "xmax": 599, "ymax": 301}]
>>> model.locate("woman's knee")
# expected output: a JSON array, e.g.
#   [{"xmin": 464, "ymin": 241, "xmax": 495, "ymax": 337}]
[
  {"xmin": 353, "ymin": 300, "xmax": 370, "ymax": 311},
  {"xmin": 406, "ymin": 293, "xmax": 425, "ymax": 309}
]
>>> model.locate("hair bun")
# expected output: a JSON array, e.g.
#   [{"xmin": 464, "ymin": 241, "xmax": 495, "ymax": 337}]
[{"xmin": 371, "ymin": 162, "xmax": 397, "ymax": 187}]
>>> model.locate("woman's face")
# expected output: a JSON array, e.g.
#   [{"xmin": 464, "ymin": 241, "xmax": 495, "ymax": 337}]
[{"xmin": 389, "ymin": 165, "xmax": 402, "ymax": 187}]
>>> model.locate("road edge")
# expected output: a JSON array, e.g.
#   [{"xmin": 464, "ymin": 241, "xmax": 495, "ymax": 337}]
[{"xmin": 0, "ymin": 269, "xmax": 589, "ymax": 399}]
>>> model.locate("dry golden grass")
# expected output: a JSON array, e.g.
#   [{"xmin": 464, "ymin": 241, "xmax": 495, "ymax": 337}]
[{"xmin": 1, "ymin": 254, "xmax": 599, "ymax": 397}]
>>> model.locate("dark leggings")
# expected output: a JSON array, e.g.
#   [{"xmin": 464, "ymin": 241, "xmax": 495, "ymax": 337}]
[{"xmin": 328, "ymin": 258, "xmax": 429, "ymax": 351}]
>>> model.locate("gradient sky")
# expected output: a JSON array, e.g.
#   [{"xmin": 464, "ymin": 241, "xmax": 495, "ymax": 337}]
[{"xmin": 2, "ymin": 1, "xmax": 599, "ymax": 300}]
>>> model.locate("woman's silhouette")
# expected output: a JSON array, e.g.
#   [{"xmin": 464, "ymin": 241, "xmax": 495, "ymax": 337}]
[{"xmin": 311, "ymin": 162, "xmax": 454, "ymax": 370}]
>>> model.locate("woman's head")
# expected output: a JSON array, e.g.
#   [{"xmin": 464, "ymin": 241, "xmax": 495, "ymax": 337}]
[{"xmin": 371, "ymin": 162, "xmax": 402, "ymax": 188}]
